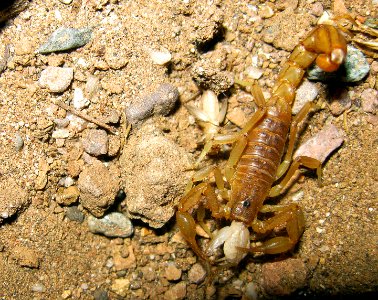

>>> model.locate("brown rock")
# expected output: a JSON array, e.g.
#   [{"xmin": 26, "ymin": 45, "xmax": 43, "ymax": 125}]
[
  {"xmin": 77, "ymin": 160, "xmax": 119, "ymax": 217},
  {"xmin": 0, "ymin": 178, "xmax": 29, "ymax": 224},
  {"xmin": 260, "ymin": 258, "xmax": 307, "ymax": 296},
  {"xmin": 188, "ymin": 263, "xmax": 207, "ymax": 284},
  {"xmin": 164, "ymin": 263, "xmax": 182, "ymax": 281},
  {"xmin": 164, "ymin": 282, "xmax": 186, "ymax": 300},
  {"xmin": 11, "ymin": 245, "xmax": 40, "ymax": 268}
]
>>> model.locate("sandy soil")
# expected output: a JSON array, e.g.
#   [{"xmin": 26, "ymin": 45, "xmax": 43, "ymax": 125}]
[{"xmin": 0, "ymin": 0, "xmax": 377, "ymax": 299}]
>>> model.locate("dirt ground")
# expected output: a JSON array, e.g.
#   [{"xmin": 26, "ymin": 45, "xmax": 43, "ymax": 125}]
[{"xmin": 0, "ymin": 0, "xmax": 377, "ymax": 299}]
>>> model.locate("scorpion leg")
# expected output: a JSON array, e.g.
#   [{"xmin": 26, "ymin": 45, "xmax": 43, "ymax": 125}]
[
  {"xmin": 177, "ymin": 168, "xmax": 229, "ymax": 261},
  {"xmin": 195, "ymin": 85, "xmax": 267, "ymax": 167},
  {"xmin": 276, "ymin": 101, "xmax": 315, "ymax": 179},
  {"xmin": 269, "ymin": 155, "xmax": 322, "ymax": 197},
  {"xmin": 249, "ymin": 203, "xmax": 305, "ymax": 254}
]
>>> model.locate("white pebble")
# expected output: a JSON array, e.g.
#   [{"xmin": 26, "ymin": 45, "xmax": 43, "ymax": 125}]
[
  {"xmin": 73, "ymin": 88, "xmax": 90, "ymax": 110},
  {"xmin": 149, "ymin": 48, "xmax": 172, "ymax": 65},
  {"xmin": 292, "ymin": 80, "xmax": 320, "ymax": 114},
  {"xmin": 13, "ymin": 134, "xmax": 24, "ymax": 151},
  {"xmin": 246, "ymin": 66, "xmax": 263, "ymax": 80},
  {"xmin": 59, "ymin": 0, "xmax": 73, "ymax": 3},
  {"xmin": 31, "ymin": 283, "xmax": 45, "ymax": 293},
  {"xmin": 38, "ymin": 67, "xmax": 74, "ymax": 93},
  {"xmin": 52, "ymin": 128, "xmax": 70, "ymax": 139}
]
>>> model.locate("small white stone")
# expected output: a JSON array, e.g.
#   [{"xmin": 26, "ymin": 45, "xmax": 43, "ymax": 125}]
[
  {"xmin": 59, "ymin": 0, "xmax": 73, "ymax": 4},
  {"xmin": 73, "ymin": 88, "xmax": 90, "ymax": 110},
  {"xmin": 246, "ymin": 66, "xmax": 263, "ymax": 80},
  {"xmin": 292, "ymin": 80, "xmax": 320, "ymax": 114},
  {"xmin": 316, "ymin": 227, "xmax": 324, "ymax": 233},
  {"xmin": 52, "ymin": 128, "xmax": 70, "ymax": 139},
  {"xmin": 149, "ymin": 48, "xmax": 172, "ymax": 65},
  {"xmin": 39, "ymin": 67, "xmax": 74, "ymax": 93}
]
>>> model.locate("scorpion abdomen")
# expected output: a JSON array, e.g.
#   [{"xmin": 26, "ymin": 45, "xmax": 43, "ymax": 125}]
[{"xmin": 230, "ymin": 111, "xmax": 292, "ymax": 223}]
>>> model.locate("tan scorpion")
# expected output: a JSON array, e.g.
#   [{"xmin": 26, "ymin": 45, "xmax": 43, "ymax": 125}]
[{"xmin": 176, "ymin": 24, "xmax": 348, "ymax": 264}]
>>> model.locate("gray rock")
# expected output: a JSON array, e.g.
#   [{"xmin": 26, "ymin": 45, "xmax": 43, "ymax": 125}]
[
  {"xmin": 38, "ymin": 27, "xmax": 93, "ymax": 54},
  {"xmin": 81, "ymin": 129, "xmax": 109, "ymax": 156},
  {"xmin": 125, "ymin": 83, "xmax": 179, "ymax": 124},
  {"xmin": 88, "ymin": 212, "xmax": 134, "ymax": 238},
  {"xmin": 65, "ymin": 206, "xmax": 85, "ymax": 223},
  {"xmin": 308, "ymin": 45, "xmax": 370, "ymax": 82}
]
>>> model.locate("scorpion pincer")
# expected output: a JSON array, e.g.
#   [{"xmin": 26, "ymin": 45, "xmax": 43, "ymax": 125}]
[{"xmin": 176, "ymin": 24, "xmax": 348, "ymax": 264}]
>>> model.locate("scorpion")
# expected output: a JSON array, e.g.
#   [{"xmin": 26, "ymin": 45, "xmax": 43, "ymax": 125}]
[{"xmin": 176, "ymin": 24, "xmax": 348, "ymax": 265}]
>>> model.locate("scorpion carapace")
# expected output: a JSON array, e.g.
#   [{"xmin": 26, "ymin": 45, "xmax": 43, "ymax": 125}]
[{"xmin": 176, "ymin": 24, "xmax": 347, "ymax": 264}]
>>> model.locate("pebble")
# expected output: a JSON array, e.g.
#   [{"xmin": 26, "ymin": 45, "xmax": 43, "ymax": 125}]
[
  {"xmin": 192, "ymin": 60, "xmax": 234, "ymax": 94},
  {"xmin": 31, "ymin": 283, "xmax": 46, "ymax": 293},
  {"xmin": 245, "ymin": 66, "xmax": 263, "ymax": 80},
  {"xmin": 11, "ymin": 245, "xmax": 40, "ymax": 268},
  {"xmin": 125, "ymin": 83, "xmax": 179, "ymax": 124},
  {"xmin": 54, "ymin": 118, "xmax": 70, "ymax": 128},
  {"xmin": 258, "ymin": 4, "xmax": 274, "ymax": 18},
  {"xmin": 58, "ymin": 176, "xmax": 75, "ymax": 187},
  {"xmin": 73, "ymin": 88, "xmax": 90, "ymax": 110},
  {"xmin": 52, "ymin": 128, "xmax": 70, "ymax": 139},
  {"xmin": 294, "ymin": 124, "xmax": 344, "ymax": 164},
  {"xmin": 164, "ymin": 282, "xmax": 186, "ymax": 300},
  {"xmin": 59, "ymin": 0, "xmax": 73, "ymax": 4},
  {"xmin": 55, "ymin": 186, "xmax": 80, "ymax": 206},
  {"xmin": 13, "ymin": 134, "xmax": 24, "ymax": 151},
  {"xmin": 88, "ymin": 212, "xmax": 134, "ymax": 238},
  {"xmin": 81, "ymin": 129, "xmax": 108, "ymax": 156},
  {"xmin": 260, "ymin": 258, "xmax": 307, "ymax": 296},
  {"xmin": 245, "ymin": 282, "xmax": 258, "ymax": 300},
  {"xmin": 311, "ymin": 2, "xmax": 324, "ymax": 17},
  {"xmin": 329, "ymin": 89, "xmax": 351, "ymax": 116},
  {"xmin": 107, "ymin": 135, "xmax": 121, "ymax": 157},
  {"xmin": 361, "ymin": 88, "xmax": 378, "ymax": 113},
  {"xmin": 38, "ymin": 66, "xmax": 74, "ymax": 93},
  {"xmin": 93, "ymin": 289, "xmax": 109, "ymax": 300},
  {"xmin": 65, "ymin": 206, "xmax": 85, "ymax": 223},
  {"xmin": 0, "ymin": 178, "xmax": 28, "ymax": 224},
  {"xmin": 292, "ymin": 80, "xmax": 320, "ymax": 114},
  {"xmin": 111, "ymin": 278, "xmax": 130, "ymax": 297},
  {"xmin": 308, "ymin": 45, "xmax": 370, "ymax": 82},
  {"xmin": 77, "ymin": 159, "xmax": 119, "ymax": 217},
  {"xmin": 85, "ymin": 75, "xmax": 100, "ymax": 99},
  {"xmin": 188, "ymin": 263, "xmax": 206, "ymax": 284},
  {"xmin": 38, "ymin": 27, "xmax": 93, "ymax": 54},
  {"xmin": 149, "ymin": 48, "xmax": 172, "ymax": 65},
  {"xmin": 164, "ymin": 263, "xmax": 182, "ymax": 281}
]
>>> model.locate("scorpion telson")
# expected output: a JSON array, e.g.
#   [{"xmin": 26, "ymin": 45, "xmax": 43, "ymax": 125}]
[{"xmin": 176, "ymin": 24, "xmax": 348, "ymax": 264}]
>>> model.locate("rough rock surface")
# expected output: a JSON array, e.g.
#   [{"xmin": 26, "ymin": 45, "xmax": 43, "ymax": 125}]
[
  {"xmin": 77, "ymin": 160, "xmax": 120, "ymax": 217},
  {"xmin": 120, "ymin": 123, "xmax": 192, "ymax": 228}
]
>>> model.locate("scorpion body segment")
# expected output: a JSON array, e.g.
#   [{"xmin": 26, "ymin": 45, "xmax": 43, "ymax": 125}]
[{"xmin": 177, "ymin": 25, "xmax": 347, "ymax": 264}]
